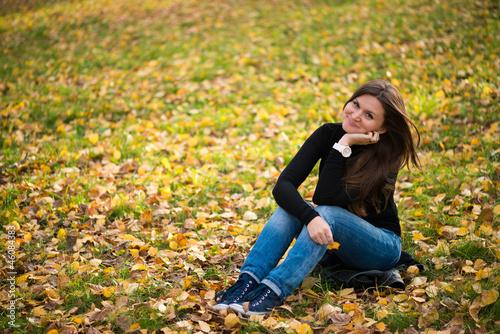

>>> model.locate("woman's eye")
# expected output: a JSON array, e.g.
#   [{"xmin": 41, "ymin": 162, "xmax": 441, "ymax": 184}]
[
  {"xmin": 353, "ymin": 101, "xmax": 359, "ymax": 107},
  {"xmin": 366, "ymin": 113, "xmax": 373, "ymax": 120}
]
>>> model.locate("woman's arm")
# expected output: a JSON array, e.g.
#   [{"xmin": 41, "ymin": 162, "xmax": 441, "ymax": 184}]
[
  {"xmin": 313, "ymin": 131, "xmax": 383, "ymax": 206},
  {"xmin": 272, "ymin": 125, "xmax": 332, "ymax": 225}
]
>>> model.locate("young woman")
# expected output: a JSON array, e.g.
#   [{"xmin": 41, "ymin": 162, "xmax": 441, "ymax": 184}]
[{"xmin": 213, "ymin": 79, "xmax": 421, "ymax": 315}]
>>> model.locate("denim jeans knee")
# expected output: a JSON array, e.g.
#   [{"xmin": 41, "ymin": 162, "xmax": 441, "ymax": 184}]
[{"xmin": 315, "ymin": 205, "xmax": 401, "ymax": 271}]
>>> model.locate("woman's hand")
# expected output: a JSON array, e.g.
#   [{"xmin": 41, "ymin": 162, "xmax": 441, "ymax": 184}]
[
  {"xmin": 307, "ymin": 216, "xmax": 334, "ymax": 246},
  {"xmin": 338, "ymin": 131, "xmax": 380, "ymax": 146}
]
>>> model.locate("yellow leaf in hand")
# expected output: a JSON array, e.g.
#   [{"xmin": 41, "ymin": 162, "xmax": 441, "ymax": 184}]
[{"xmin": 327, "ymin": 242, "xmax": 340, "ymax": 250}]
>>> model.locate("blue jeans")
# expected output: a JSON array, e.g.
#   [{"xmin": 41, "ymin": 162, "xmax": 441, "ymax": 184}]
[{"xmin": 240, "ymin": 205, "xmax": 401, "ymax": 299}]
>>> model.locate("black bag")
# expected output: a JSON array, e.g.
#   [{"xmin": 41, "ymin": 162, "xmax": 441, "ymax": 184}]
[{"xmin": 312, "ymin": 250, "xmax": 424, "ymax": 290}]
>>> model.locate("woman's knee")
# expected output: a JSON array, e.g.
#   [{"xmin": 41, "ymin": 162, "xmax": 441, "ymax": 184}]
[
  {"xmin": 265, "ymin": 207, "xmax": 302, "ymax": 233},
  {"xmin": 315, "ymin": 205, "xmax": 350, "ymax": 222}
]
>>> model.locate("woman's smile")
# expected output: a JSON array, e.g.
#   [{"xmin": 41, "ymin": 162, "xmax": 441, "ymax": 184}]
[{"xmin": 342, "ymin": 94, "xmax": 386, "ymax": 134}]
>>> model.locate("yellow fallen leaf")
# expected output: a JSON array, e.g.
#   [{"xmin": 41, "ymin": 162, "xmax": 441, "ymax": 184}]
[
  {"xmin": 297, "ymin": 323, "xmax": 313, "ymax": 334},
  {"xmin": 70, "ymin": 262, "xmax": 79, "ymax": 271},
  {"xmin": 131, "ymin": 264, "xmax": 148, "ymax": 271},
  {"xmin": 33, "ymin": 307, "xmax": 47, "ymax": 316},
  {"xmin": 470, "ymin": 138, "xmax": 481, "ymax": 146},
  {"xmin": 479, "ymin": 289, "xmax": 499, "ymax": 306},
  {"xmin": 235, "ymin": 235, "xmax": 248, "ymax": 243},
  {"xmin": 56, "ymin": 125, "xmax": 66, "ymax": 134},
  {"xmin": 224, "ymin": 313, "xmax": 240, "ymax": 328},
  {"xmin": 46, "ymin": 330, "xmax": 59, "ymax": 334},
  {"xmin": 479, "ymin": 223, "xmax": 493, "ymax": 235},
  {"xmin": 493, "ymin": 204, "xmax": 500, "ymax": 216},
  {"xmin": 88, "ymin": 133, "xmax": 99, "ymax": 144},
  {"xmin": 102, "ymin": 286, "xmax": 116, "ymax": 298},
  {"xmin": 376, "ymin": 309, "xmax": 388, "ymax": 320},
  {"xmin": 407, "ymin": 265, "xmax": 420, "ymax": 274},
  {"xmin": 9, "ymin": 221, "xmax": 20, "ymax": 230},
  {"xmin": 169, "ymin": 240, "xmax": 178, "ymax": 250},
  {"xmin": 3, "ymin": 138, "xmax": 12, "ymax": 148},
  {"xmin": 343, "ymin": 304, "xmax": 357, "ymax": 312},
  {"xmin": 161, "ymin": 157, "xmax": 172, "ymax": 171},
  {"xmin": 113, "ymin": 148, "xmax": 121, "ymax": 160},
  {"xmin": 16, "ymin": 274, "xmax": 29, "ymax": 284},
  {"xmin": 413, "ymin": 232, "xmax": 429, "ymax": 241},
  {"xmin": 148, "ymin": 247, "xmax": 158, "ymax": 257},
  {"xmin": 57, "ymin": 228, "xmax": 66, "ymax": 240},
  {"xmin": 129, "ymin": 249, "xmax": 139, "ymax": 258},
  {"xmin": 242, "ymin": 183, "xmax": 254, "ymax": 192},
  {"xmin": 393, "ymin": 294, "xmax": 409, "ymax": 302},
  {"xmin": 435, "ymin": 89, "xmax": 445, "ymax": 99},
  {"xmin": 123, "ymin": 234, "xmax": 138, "ymax": 241},
  {"xmin": 375, "ymin": 322, "xmax": 386, "ymax": 331}
]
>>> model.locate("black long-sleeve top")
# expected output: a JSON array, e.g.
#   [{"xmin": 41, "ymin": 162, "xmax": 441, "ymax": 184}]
[{"xmin": 272, "ymin": 123, "xmax": 401, "ymax": 236}]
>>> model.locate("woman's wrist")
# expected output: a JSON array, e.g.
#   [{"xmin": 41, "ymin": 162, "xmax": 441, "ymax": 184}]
[{"xmin": 338, "ymin": 135, "xmax": 351, "ymax": 146}]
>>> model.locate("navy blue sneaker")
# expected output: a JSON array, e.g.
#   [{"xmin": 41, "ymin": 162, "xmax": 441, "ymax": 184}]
[
  {"xmin": 229, "ymin": 284, "xmax": 283, "ymax": 315},
  {"xmin": 213, "ymin": 273, "xmax": 258, "ymax": 311}
]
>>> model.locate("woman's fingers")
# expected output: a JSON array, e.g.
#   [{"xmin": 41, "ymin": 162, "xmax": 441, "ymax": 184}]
[
  {"xmin": 342, "ymin": 132, "xmax": 380, "ymax": 146},
  {"xmin": 307, "ymin": 217, "xmax": 334, "ymax": 245}
]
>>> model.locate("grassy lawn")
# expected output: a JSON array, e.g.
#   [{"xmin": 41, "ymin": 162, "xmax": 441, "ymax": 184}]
[{"xmin": 0, "ymin": 0, "xmax": 499, "ymax": 333}]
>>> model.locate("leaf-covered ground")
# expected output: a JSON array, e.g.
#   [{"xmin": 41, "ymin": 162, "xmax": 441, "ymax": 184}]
[{"xmin": 0, "ymin": 0, "xmax": 499, "ymax": 333}]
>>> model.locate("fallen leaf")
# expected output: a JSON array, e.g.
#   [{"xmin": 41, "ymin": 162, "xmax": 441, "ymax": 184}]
[{"xmin": 224, "ymin": 313, "xmax": 240, "ymax": 328}]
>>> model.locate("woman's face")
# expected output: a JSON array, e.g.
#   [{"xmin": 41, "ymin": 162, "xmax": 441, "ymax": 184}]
[{"xmin": 342, "ymin": 94, "xmax": 386, "ymax": 134}]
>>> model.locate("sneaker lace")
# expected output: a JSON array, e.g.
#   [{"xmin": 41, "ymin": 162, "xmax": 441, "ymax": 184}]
[
  {"xmin": 243, "ymin": 284, "xmax": 272, "ymax": 305},
  {"xmin": 215, "ymin": 277, "xmax": 253, "ymax": 303}
]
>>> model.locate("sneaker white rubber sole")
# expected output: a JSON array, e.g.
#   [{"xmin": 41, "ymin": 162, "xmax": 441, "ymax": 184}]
[
  {"xmin": 212, "ymin": 303, "xmax": 230, "ymax": 311},
  {"xmin": 229, "ymin": 303, "xmax": 272, "ymax": 316}
]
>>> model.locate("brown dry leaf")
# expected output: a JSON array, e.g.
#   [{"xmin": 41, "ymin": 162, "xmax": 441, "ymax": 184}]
[
  {"xmin": 198, "ymin": 320, "xmax": 211, "ymax": 333},
  {"xmin": 329, "ymin": 313, "xmax": 351, "ymax": 325},
  {"xmin": 316, "ymin": 303, "xmax": 339, "ymax": 321}
]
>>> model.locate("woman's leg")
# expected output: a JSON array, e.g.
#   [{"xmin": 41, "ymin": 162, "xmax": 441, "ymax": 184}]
[
  {"xmin": 315, "ymin": 205, "xmax": 401, "ymax": 271},
  {"xmin": 262, "ymin": 205, "xmax": 401, "ymax": 299},
  {"xmin": 213, "ymin": 206, "xmax": 302, "ymax": 310},
  {"xmin": 240, "ymin": 206, "xmax": 303, "ymax": 282}
]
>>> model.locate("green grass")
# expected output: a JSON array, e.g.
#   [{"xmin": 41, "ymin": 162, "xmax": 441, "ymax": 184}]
[{"xmin": 0, "ymin": 0, "xmax": 499, "ymax": 332}]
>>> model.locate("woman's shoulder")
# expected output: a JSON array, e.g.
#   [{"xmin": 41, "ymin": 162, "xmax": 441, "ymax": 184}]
[{"xmin": 313, "ymin": 122, "xmax": 345, "ymax": 140}]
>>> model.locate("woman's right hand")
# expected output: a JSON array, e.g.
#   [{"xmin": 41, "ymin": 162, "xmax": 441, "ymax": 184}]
[
  {"xmin": 307, "ymin": 216, "xmax": 335, "ymax": 246},
  {"xmin": 339, "ymin": 131, "xmax": 380, "ymax": 146}
]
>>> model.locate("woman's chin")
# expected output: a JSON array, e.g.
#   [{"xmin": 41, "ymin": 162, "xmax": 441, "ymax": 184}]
[{"xmin": 342, "ymin": 124, "xmax": 364, "ymax": 134}]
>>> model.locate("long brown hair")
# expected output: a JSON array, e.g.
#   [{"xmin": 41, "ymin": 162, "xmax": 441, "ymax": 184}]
[{"xmin": 342, "ymin": 80, "xmax": 421, "ymax": 217}]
